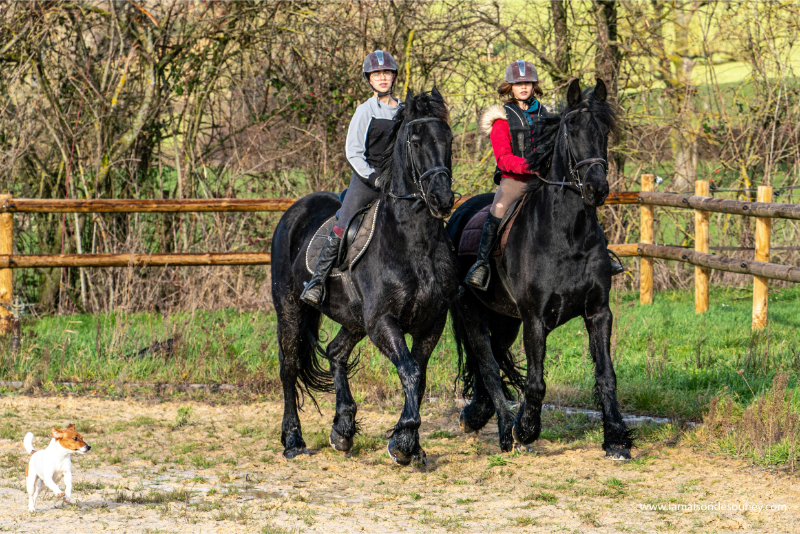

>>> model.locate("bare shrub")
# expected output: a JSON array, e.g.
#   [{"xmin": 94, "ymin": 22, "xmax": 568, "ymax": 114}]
[{"xmin": 703, "ymin": 371, "xmax": 800, "ymax": 469}]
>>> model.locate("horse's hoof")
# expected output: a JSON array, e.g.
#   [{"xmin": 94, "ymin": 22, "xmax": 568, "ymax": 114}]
[
  {"xmin": 458, "ymin": 410, "xmax": 478, "ymax": 434},
  {"xmin": 412, "ymin": 449, "xmax": 428, "ymax": 466},
  {"xmin": 387, "ymin": 440, "xmax": 412, "ymax": 466},
  {"xmin": 605, "ymin": 447, "xmax": 631, "ymax": 461},
  {"xmin": 283, "ymin": 447, "xmax": 310, "ymax": 459},
  {"xmin": 329, "ymin": 428, "xmax": 353, "ymax": 453}
]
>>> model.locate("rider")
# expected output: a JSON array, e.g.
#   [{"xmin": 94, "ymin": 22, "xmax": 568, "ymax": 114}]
[
  {"xmin": 463, "ymin": 60, "xmax": 625, "ymax": 290},
  {"xmin": 301, "ymin": 50, "xmax": 400, "ymax": 307}
]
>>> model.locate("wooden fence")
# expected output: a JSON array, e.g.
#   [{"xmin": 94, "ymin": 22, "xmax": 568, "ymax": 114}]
[{"xmin": 1, "ymin": 173, "xmax": 798, "ymax": 332}]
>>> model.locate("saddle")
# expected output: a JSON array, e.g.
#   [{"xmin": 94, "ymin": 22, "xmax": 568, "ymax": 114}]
[
  {"xmin": 305, "ymin": 200, "xmax": 380, "ymax": 277},
  {"xmin": 458, "ymin": 195, "xmax": 526, "ymax": 257}
]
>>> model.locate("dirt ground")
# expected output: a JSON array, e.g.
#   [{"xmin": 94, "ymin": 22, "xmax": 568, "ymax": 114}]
[{"xmin": 0, "ymin": 394, "xmax": 798, "ymax": 534}]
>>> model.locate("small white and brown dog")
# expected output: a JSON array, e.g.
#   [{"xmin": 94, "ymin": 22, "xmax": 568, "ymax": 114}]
[{"xmin": 24, "ymin": 424, "xmax": 91, "ymax": 511}]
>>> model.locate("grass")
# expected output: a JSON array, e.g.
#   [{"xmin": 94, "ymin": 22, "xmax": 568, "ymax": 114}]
[
  {"xmin": 428, "ymin": 429, "xmax": 456, "ymax": 439},
  {"xmin": 524, "ymin": 490, "xmax": 557, "ymax": 504},
  {"xmin": 73, "ymin": 480, "xmax": 106, "ymax": 492},
  {"xmin": 114, "ymin": 488, "xmax": 191, "ymax": 505},
  {"xmin": 487, "ymin": 454, "xmax": 507, "ymax": 468},
  {"xmin": 2, "ymin": 286, "xmax": 799, "ymax": 421}
]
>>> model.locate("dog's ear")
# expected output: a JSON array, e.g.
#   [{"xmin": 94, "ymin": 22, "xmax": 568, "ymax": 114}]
[
  {"xmin": 67, "ymin": 423, "xmax": 75, "ymax": 430},
  {"xmin": 52, "ymin": 427, "xmax": 63, "ymax": 439}
]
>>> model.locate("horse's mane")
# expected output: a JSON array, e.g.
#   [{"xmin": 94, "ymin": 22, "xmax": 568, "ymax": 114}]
[
  {"xmin": 525, "ymin": 84, "xmax": 616, "ymax": 195},
  {"xmin": 377, "ymin": 89, "xmax": 449, "ymax": 193}
]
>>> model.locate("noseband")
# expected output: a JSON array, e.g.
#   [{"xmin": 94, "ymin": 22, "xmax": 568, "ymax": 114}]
[
  {"xmin": 389, "ymin": 116, "xmax": 453, "ymax": 211},
  {"xmin": 536, "ymin": 108, "xmax": 608, "ymax": 200}
]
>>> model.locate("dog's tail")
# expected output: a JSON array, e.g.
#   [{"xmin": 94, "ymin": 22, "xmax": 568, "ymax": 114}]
[{"xmin": 23, "ymin": 432, "xmax": 35, "ymax": 454}]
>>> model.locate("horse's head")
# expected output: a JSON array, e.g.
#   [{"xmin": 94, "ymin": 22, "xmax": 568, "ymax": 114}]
[
  {"xmin": 379, "ymin": 87, "xmax": 455, "ymax": 219},
  {"xmin": 559, "ymin": 78, "xmax": 615, "ymax": 207}
]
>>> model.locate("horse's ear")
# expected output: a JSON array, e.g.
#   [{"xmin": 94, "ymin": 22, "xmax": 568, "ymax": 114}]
[
  {"xmin": 431, "ymin": 85, "xmax": 443, "ymax": 100},
  {"xmin": 405, "ymin": 89, "xmax": 415, "ymax": 110},
  {"xmin": 594, "ymin": 78, "xmax": 607, "ymax": 103},
  {"xmin": 567, "ymin": 79, "xmax": 582, "ymax": 107}
]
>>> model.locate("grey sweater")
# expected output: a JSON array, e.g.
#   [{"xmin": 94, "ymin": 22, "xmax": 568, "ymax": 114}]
[{"xmin": 345, "ymin": 97, "xmax": 400, "ymax": 179}]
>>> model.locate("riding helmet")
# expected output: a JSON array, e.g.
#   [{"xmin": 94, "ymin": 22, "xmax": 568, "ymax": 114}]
[
  {"xmin": 504, "ymin": 59, "xmax": 538, "ymax": 84},
  {"xmin": 363, "ymin": 50, "xmax": 398, "ymax": 96}
]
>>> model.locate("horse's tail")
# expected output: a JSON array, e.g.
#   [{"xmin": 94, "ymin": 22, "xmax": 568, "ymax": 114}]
[
  {"xmin": 450, "ymin": 302, "xmax": 479, "ymax": 399},
  {"xmin": 491, "ymin": 326, "xmax": 526, "ymax": 400},
  {"xmin": 277, "ymin": 304, "xmax": 334, "ymax": 411},
  {"xmin": 298, "ymin": 310, "xmax": 334, "ymax": 396},
  {"xmin": 451, "ymin": 302, "xmax": 525, "ymax": 400}
]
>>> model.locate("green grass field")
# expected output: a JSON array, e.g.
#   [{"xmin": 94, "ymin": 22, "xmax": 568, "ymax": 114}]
[{"xmin": 3, "ymin": 286, "xmax": 798, "ymax": 421}]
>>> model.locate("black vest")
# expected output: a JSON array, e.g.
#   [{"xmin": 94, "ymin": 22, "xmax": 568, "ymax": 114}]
[
  {"xmin": 365, "ymin": 118, "xmax": 395, "ymax": 171},
  {"xmin": 492, "ymin": 102, "xmax": 540, "ymax": 185}
]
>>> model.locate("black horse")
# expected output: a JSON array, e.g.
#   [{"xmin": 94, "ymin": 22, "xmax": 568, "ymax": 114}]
[
  {"xmin": 271, "ymin": 88, "xmax": 459, "ymax": 465},
  {"xmin": 447, "ymin": 79, "xmax": 632, "ymax": 459}
]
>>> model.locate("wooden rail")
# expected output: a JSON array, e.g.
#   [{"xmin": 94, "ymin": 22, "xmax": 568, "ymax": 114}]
[
  {"xmin": 0, "ymin": 253, "xmax": 272, "ymax": 269},
  {"xmin": 635, "ymin": 191, "xmax": 800, "ymax": 219},
  {"xmin": 0, "ymin": 198, "xmax": 298, "ymax": 213},
  {"xmin": 635, "ymin": 244, "xmax": 800, "ymax": 283}
]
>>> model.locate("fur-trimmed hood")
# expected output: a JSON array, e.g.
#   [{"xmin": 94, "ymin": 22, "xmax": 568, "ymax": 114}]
[{"xmin": 480, "ymin": 105, "xmax": 507, "ymax": 137}]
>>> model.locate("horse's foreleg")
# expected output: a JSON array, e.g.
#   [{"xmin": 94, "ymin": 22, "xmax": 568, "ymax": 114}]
[
  {"xmin": 584, "ymin": 306, "xmax": 632, "ymax": 460},
  {"xmin": 407, "ymin": 315, "xmax": 448, "ymax": 465},
  {"xmin": 514, "ymin": 316, "xmax": 547, "ymax": 449},
  {"xmin": 327, "ymin": 327, "xmax": 364, "ymax": 453},
  {"xmin": 371, "ymin": 316, "xmax": 422, "ymax": 466}
]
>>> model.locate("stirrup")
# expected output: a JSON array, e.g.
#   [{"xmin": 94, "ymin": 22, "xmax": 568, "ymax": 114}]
[
  {"xmin": 608, "ymin": 249, "xmax": 627, "ymax": 276},
  {"xmin": 300, "ymin": 280, "xmax": 326, "ymax": 307},
  {"xmin": 464, "ymin": 262, "xmax": 491, "ymax": 291}
]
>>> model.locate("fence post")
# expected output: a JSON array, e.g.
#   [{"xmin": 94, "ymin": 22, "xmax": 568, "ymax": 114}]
[
  {"xmin": 640, "ymin": 174, "xmax": 654, "ymax": 305},
  {"xmin": 752, "ymin": 185, "xmax": 773, "ymax": 330},
  {"xmin": 0, "ymin": 193, "xmax": 12, "ymax": 334},
  {"xmin": 694, "ymin": 180, "xmax": 710, "ymax": 314}
]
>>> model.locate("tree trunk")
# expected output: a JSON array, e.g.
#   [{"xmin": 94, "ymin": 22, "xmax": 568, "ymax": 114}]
[
  {"xmin": 593, "ymin": 0, "xmax": 625, "ymax": 184},
  {"xmin": 670, "ymin": 5, "xmax": 699, "ymax": 192},
  {"xmin": 593, "ymin": 0, "xmax": 620, "ymax": 96},
  {"xmin": 551, "ymin": 0, "xmax": 570, "ymax": 88}
]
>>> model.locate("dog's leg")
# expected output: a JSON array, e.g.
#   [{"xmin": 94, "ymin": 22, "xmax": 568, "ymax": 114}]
[
  {"xmin": 26, "ymin": 470, "xmax": 37, "ymax": 512},
  {"xmin": 40, "ymin": 472, "xmax": 64, "ymax": 499},
  {"xmin": 63, "ymin": 469, "xmax": 72, "ymax": 503},
  {"xmin": 33, "ymin": 479, "xmax": 44, "ymax": 506}
]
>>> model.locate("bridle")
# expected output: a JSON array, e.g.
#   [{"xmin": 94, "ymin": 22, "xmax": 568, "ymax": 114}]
[
  {"xmin": 535, "ymin": 108, "xmax": 608, "ymax": 200},
  {"xmin": 388, "ymin": 116, "xmax": 453, "ymax": 211}
]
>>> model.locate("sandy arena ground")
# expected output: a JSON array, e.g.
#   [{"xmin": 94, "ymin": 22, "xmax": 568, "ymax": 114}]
[{"xmin": 0, "ymin": 394, "xmax": 798, "ymax": 533}]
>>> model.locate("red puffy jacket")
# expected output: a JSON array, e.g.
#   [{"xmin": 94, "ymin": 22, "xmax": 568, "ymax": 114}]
[{"xmin": 481, "ymin": 104, "xmax": 535, "ymax": 182}]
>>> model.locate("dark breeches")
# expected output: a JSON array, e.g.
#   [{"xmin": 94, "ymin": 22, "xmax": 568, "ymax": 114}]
[{"xmin": 337, "ymin": 172, "xmax": 381, "ymax": 230}]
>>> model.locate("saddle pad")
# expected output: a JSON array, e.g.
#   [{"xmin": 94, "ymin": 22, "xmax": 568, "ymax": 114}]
[
  {"xmin": 306, "ymin": 200, "xmax": 380, "ymax": 277},
  {"xmin": 458, "ymin": 195, "xmax": 525, "ymax": 257}
]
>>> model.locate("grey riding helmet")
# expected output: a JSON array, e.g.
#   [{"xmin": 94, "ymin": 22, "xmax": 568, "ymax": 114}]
[
  {"xmin": 363, "ymin": 50, "xmax": 398, "ymax": 95},
  {"xmin": 504, "ymin": 59, "xmax": 538, "ymax": 84}
]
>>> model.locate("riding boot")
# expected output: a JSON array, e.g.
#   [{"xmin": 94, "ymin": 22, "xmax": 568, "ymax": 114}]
[
  {"xmin": 464, "ymin": 213, "xmax": 502, "ymax": 291},
  {"xmin": 607, "ymin": 249, "xmax": 626, "ymax": 276},
  {"xmin": 300, "ymin": 231, "xmax": 341, "ymax": 307}
]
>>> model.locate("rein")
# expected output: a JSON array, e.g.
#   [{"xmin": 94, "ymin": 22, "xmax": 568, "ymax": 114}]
[
  {"xmin": 388, "ymin": 116, "xmax": 452, "ymax": 211},
  {"xmin": 535, "ymin": 108, "xmax": 608, "ymax": 200}
]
